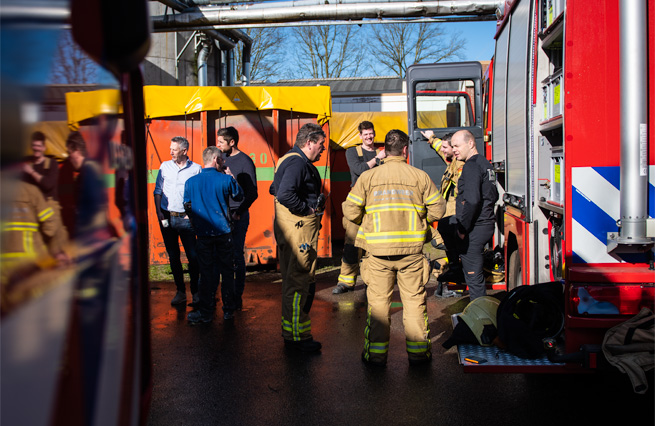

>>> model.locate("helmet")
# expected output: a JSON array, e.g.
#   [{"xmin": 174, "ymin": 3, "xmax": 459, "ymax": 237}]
[{"xmin": 459, "ymin": 296, "xmax": 500, "ymax": 346}]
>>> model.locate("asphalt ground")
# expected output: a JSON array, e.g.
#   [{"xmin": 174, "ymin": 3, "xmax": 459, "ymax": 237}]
[{"xmin": 147, "ymin": 264, "xmax": 654, "ymax": 426}]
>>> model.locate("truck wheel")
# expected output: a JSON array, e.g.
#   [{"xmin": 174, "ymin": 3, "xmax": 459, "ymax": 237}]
[{"xmin": 508, "ymin": 250, "xmax": 522, "ymax": 290}]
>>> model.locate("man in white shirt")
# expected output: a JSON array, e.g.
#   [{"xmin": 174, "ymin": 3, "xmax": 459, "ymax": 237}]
[{"xmin": 154, "ymin": 136, "xmax": 202, "ymax": 306}]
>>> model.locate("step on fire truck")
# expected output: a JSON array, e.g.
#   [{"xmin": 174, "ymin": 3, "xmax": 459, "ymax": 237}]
[{"xmin": 407, "ymin": 0, "xmax": 654, "ymax": 372}]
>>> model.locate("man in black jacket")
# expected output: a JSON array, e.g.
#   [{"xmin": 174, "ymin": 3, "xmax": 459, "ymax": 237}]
[
  {"xmin": 438, "ymin": 130, "xmax": 498, "ymax": 300},
  {"xmin": 216, "ymin": 127, "xmax": 258, "ymax": 310},
  {"xmin": 270, "ymin": 123, "xmax": 326, "ymax": 352}
]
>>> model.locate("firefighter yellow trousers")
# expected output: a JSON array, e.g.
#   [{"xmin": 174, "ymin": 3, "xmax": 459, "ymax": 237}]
[
  {"xmin": 274, "ymin": 201, "xmax": 321, "ymax": 341},
  {"xmin": 338, "ymin": 217, "xmax": 361, "ymax": 288},
  {"xmin": 360, "ymin": 253, "xmax": 432, "ymax": 364}
]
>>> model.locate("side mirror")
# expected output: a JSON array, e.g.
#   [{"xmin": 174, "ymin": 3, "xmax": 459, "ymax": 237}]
[{"xmin": 71, "ymin": 0, "xmax": 151, "ymax": 76}]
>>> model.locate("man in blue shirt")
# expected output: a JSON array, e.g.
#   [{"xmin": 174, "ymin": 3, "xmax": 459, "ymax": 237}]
[
  {"xmin": 154, "ymin": 136, "xmax": 202, "ymax": 306},
  {"xmin": 184, "ymin": 146, "xmax": 243, "ymax": 324}
]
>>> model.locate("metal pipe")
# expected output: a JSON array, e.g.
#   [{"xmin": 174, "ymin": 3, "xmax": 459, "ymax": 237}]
[
  {"xmin": 152, "ymin": 1, "xmax": 501, "ymax": 28},
  {"xmin": 0, "ymin": 3, "xmax": 69, "ymax": 22},
  {"xmin": 197, "ymin": 39, "xmax": 211, "ymax": 86},
  {"xmin": 227, "ymin": 47, "xmax": 235, "ymax": 86},
  {"xmin": 617, "ymin": 0, "xmax": 649, "ymax": 245},
  {"xmin": 152, "ymin": 15, "xmax": 495, "ymax": 32},
  {"xmin": 200, "ymin": 0, "xmax": 485, "ymax": 11},
  {"xmin": 156, "ymin": 0, "xmax": 191, "ymax": 12},
  {"xmin": 222, "ymin": 29, "xmax": 253, "ymax": 85}
]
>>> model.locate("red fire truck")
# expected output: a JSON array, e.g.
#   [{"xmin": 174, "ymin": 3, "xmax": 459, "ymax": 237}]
[{"xmin": 408, "ymin": 0, "xmax": 654, "ymax": 372}]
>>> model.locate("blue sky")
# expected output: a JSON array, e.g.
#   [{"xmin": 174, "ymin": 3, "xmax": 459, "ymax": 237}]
[{"xmin": 448, "ymin": 20, "xmax": 498, "ymax": 62}]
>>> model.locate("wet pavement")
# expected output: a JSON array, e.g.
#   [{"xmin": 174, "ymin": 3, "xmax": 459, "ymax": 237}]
[{"xmin": 147, "ymin": 266, "xmax": 654, "ymax": 426}]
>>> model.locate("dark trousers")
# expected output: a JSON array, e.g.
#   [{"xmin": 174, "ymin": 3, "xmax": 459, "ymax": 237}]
[
  {"xmin": 196, "ymin": 234, "xmax": 236, "ymax": 315},
  {"xmin": 439, "ymin": 216, "xmax": 494, "ymax": 300},
  {"xmin": 231, "ymin": 210, "xmax": 250, "ymax": 303},
  {"xmin": 160, "ymin": 212, "xmax": 199, "ymax": 295}
]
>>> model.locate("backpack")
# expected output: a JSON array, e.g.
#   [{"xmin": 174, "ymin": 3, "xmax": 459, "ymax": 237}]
[{"xmin": 496, "ymin": 281, "xmax": 565, "ymax": 359}]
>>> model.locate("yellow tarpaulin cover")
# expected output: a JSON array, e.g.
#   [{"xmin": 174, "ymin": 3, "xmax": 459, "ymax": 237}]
[
  {"xmin": 66, "ymin": 89, "xmax": 123, "ymax": 130},
  {"xmin": 66, "ymin": 86, "xmax": 332, "ymax": 128},
  {"xmin": 329, "ymin": 111, "xmax": 408, "ymax": 150}
]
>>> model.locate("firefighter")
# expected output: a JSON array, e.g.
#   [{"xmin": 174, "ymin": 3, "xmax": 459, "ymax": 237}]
[
  {"xmin": 270, "ymin": 123, "xmax": 326, "ymax": 353},
  {"xmin": 421, "ymin": 130, "xmax": 465, "ymax": 297},
  {"xmin": 23, "ymin": 131, "xmax": 69, "ymax": 261},
  {"xmin": 333, "ymin": 121, "xmax": 386, "ymax": 294},
  {"xmin": 1, "ymin": 180, "xmax": 57, "ymax": 291},
  {"xmin": 438, "ymin": 130, "xmax": 498, "ymax": 301},
  {"xmin": 343, "ymin": 129, "xmax": 445, "ymax": 367}
]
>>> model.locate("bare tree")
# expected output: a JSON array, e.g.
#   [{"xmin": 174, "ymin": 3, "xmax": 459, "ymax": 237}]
[
  {"xmin": 236, "ymin": 27, "xmax": 287, "ymax": 83},
  {"xmin": 370, "ymin": 23, "xmax": 466, "ymax": 78},
  {"xmin": 50, "ymin": 30, "xmax": 98, "ymax": 84},
  {"xmin": 290, "ymin": 25, "xmax": 364, "ymax": 79}
]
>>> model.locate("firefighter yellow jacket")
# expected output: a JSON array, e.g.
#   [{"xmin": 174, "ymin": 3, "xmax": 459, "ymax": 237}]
[
  {"xmin": 2, "ymin": 181, "xmax": 56, "ymax": 262},
  {"xmin": 430, "ymin": 136, "xmax": 464, "ymax": 215},
  {"xmin": 342, "ymin": 156, "xmax": 445, "ymax": 256}
]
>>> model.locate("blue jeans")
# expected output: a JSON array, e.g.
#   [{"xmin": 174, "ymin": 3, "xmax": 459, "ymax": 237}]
[
  {"xmin": 196, "ymin": 234, "xmax": 235, "ymax": 314},
  {"xmin": 160, "ymin": 212, "xmax": 199, "ymax": 295},
  {"xmin": 231, "ymin": 210, "xmax": 250, "ymax": 303}
]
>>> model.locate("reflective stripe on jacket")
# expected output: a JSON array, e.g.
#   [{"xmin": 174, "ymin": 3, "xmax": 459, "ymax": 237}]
[
  {"xmin": 342, "ymin": 156, "xmax": 445, "ymax": 256},
  {"xmin": 1, "ymin": 181, "xmax": 56, "ymax": 260}
]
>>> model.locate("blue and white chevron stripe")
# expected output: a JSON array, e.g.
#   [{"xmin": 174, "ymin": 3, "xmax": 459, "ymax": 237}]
[{"xmin": 571, "ymin": 165, "xmax": 655, "ymax": 264}]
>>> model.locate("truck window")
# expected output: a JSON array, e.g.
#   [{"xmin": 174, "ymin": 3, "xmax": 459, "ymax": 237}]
[{"xmin": 414, "ymin": 80, "xmax": 475, "ymax": 129}]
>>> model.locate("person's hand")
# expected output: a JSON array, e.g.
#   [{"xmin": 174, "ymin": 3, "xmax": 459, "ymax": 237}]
[
  {"xmin": 23, "ymin": 163, "xmax": 35, "ymax": 175},
  {"xmin": 156, "ymin": 210, "xmax": 164, "ymax": 221},
  {"xmin": 376, "ymin": 150, "xmax": 386, "ymax": 160},
  {"xmin": 224, "ymin": 166, "xmax": 234, "ymax": 178},
  {"xmin": 421, "ymin": 130, "xmax": 435, "ymax": 140},
  {"xmin": 457, "ymin": 230, "xmax": 465, "ymax": 240},
  {"xmin": 231, "ymin": 211, "xmax": 240, "ymax": 222}
]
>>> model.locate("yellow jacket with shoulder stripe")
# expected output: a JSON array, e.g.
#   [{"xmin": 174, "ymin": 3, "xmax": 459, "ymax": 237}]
[
  {"xmin": 1, "ymin": 181, "xmax": 56, "ymax": 262},
  {"xmin": 430, "ymin": 136, "xmax": 464, "ymax": 213},
  {"xmin": 342, "ymin": 156, "xmax": 445, "ymax": 256}
]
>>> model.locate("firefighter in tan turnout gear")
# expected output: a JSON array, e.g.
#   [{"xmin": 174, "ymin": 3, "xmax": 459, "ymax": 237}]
[
  {"xmin": 343, "ymin": 130, "xmax": 446, "ymax": 366},
  {"xmin": 270, "ymin": 123, "xmax": 327, "ymax": 353},
  {"xmin": 1, "ymin": 180, "xmax": 57, "ymax": 305}
]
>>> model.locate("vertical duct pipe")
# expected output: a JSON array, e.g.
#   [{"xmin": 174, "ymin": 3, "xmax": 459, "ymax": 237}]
[
  {"xmin": 616, "ymin": 0, "xmax": 649, "ymax": 245},
  {"xmin": 197, "ymin": 39, "xmax": 211, "ymax": 86},
  {"xmin": 227, "ymin": 48, "xmax": 235, "ymax": 86},
  {"xmin": 241, "ymin": 42, "xmax": 251, "ymax": 85}
]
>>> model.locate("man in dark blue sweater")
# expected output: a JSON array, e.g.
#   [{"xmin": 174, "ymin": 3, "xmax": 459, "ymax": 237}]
[
  {"xmin": 438, "ymin": 130, "xmax": 498, "ymax": 300},
  {"xmin": 184, "ymin": 146, "xmax": 243, "ymax": 323},
  {"xmin": 216, "ymin": 127, "xmax": 258, "ymax": 310}
]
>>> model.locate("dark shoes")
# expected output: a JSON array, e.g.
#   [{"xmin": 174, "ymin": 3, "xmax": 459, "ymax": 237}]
[
  {"xmin": 361, "ymin": 352, "xmax": 386, "ymax": 368},
  {"xmin": 409, "ymin": 356, "xmax": 432, "ymax": 366},
  {"xmin": 434, "ymin": 282, "xmax": 458, "ymax": 298},
  {"xmin": 284, "ymin": 338, "xmax": 322, "ymax": 352},
  {"xmin": 223, "ymin": 311, "xmax": 235, "ymax": 321},
  {"xmin": 171, "ymin": 291, "xmax": 187, "ymax": 306},
  {"xmin": 188, "ymin": 292, "xmax": 200, "ymax": 307},
  {"xmin": 332, "ymin": 283, "xmax": 355, "ymax": 294},
  {"xmin": 187, "ymin": 310, "xmax": 212, "ymax": 324}
]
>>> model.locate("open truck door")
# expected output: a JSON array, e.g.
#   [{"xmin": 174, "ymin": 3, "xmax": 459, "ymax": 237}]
[{"xmin": 406, "ymin": 62, "xmax": 484, "ymax": 182}]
